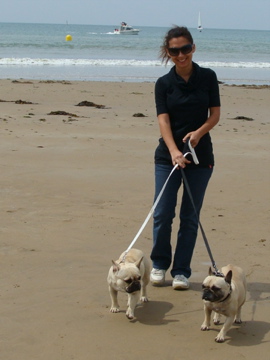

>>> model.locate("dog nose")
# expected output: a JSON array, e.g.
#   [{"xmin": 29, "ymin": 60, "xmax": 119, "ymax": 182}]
[
  {"xmin": 202, "ymin": 291, "xmax": 210, "ymax": 300},
  {"xmin": 126, "ymin": 281, "xmax": 141, "ymax": 293}
]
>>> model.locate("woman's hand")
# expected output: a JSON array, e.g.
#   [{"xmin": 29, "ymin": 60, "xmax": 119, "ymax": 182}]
[
  {"xmin": 183, "ymin": 131, "xmax": 200, "ymax": 148},
  {"xmin": 171, "ymin": 149, "xmax": 191, "ymax": 168},
  {"xmin": 183, "ymin": 107, "xmax": 220, "ymax": 148}
]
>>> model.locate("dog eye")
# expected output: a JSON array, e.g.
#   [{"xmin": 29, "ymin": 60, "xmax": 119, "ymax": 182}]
[
  {"xmin": 202, "ymin": 284, "xmax": 206, "ymax": 289},
  {"xmin": 212, "ymin": 286, "xmax": 220, "ymax": 291},
  {"xmin": 125, "ymin": 279, "xmax": 132, "ymax": 284},
  {"xmin": 138, "ymin": 276, "xmax": 141, "ymax": 281}
]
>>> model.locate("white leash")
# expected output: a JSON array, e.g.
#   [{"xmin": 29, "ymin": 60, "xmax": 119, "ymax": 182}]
[
  {"xmin": 125, "ymin": 163, "xmax": 179, "ymax": 253},
  {"xmin": 123, "ymin": 139, "xmax": 198, "ymax": 257}
]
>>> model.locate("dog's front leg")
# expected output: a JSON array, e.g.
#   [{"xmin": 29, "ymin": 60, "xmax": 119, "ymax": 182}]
[
  {"xmin": 109, "ymin": 286, "xmax": 120, "ymax": 313},
  {"xmin": 201, "ymin": 305, "xmax": 212, "ymax": 331},
  {"xmin": 126, "ymin": 292, "xmax": 140, "ymax": 319},
  {"xmin": 213, "ymin": 311, "xmax": 221, "ymax": 325},
  {"xmin": 215, "ymin": 316, "xmax": 234, "ymax": 342},
  {"xmin": 234, "ymin": 306, "xmax": 242, "ymax": 324},
  {"xmin": 140, "ymin": 281, "xmax": 149, "ymax": 303}
]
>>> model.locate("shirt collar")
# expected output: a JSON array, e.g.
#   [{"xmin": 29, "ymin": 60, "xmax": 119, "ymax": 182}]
[{"xmin": 170, "ymin": 62, "xmax": 200, "ymax": 89}]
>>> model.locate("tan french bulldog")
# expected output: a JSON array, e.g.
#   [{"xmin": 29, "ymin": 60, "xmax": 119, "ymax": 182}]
[
  {"xmin": 201, "ymin": 264, "xmax": 247, "ymax": 342},
  {"xmin": 107, "ymin": 248, "xmax": 150, "ymax": 319}
]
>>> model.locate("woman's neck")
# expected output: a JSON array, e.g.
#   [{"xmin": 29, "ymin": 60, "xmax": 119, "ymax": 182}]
[{"xmin": 175, "ymin": 63, "xmax": 193, "ymax": 82}]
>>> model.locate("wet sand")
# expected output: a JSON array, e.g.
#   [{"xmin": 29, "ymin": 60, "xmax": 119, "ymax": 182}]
[{"xmin": 0, "ymin": 79, "xmax": 269, "ymax": 359}]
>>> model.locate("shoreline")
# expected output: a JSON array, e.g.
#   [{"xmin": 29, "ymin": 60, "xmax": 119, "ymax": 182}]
[
  {"xmin": 2, "ymin": 77, "xmax": 270, "ymax": 88},
  {"xmin": 0, "ymin": 79, "xmax": 269, "ymax": 359},
  {"xmin": 1, "ymin": 63, "xmax": 269, "ymax": 86},
  {"xmin": 1, "ymin": 76, "xmax": 269, "ymax": 86}
]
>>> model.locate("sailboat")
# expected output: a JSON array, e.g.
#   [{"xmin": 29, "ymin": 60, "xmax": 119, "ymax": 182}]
[{"xmin": 197, "ymin": 12, "xmax": 203, "ymax": 32}]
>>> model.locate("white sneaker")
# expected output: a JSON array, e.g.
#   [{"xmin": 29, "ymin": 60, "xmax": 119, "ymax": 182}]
[
  {"xmin": 150, "ymin": 268, "xmax": 166, "ymax": 286},
  {"xmin": 172, "ymin": 275, "xmax": 190, "ymax": 290}
]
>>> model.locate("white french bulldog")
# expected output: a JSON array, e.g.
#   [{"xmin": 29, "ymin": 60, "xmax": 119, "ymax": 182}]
[
  {"xmin": 107, "ymin": 248, "xmax": 150, "ymax": 319},
  {"xmin": 201, "ymin": 264, "xmax": 247, "ymax": 342}
]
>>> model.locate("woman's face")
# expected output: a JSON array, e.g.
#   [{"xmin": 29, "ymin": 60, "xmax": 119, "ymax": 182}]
[{"xmin": 167, "ymin": 36, "xmax": 195, "ymax": 71}]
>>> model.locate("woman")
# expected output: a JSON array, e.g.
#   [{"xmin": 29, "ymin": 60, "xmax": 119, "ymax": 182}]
[{"xmin": 150, "ymin": 26, "xmax": 220, "ymax": 290}]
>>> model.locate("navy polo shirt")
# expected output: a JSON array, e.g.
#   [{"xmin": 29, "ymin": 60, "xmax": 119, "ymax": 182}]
[{"xmin": 154, "ymin": 62, "xmax": 220, "ymax": 167}]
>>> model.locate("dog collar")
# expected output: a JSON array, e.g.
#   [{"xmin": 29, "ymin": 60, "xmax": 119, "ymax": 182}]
[{"xmin": 217, "ymin": 286, "xmax": 232, "ymax": 303}]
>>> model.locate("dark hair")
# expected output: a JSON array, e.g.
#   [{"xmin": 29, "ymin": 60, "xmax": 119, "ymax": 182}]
[{"xmin": 160, "ymin": 26, "xmax": 194, "ymax": 64}]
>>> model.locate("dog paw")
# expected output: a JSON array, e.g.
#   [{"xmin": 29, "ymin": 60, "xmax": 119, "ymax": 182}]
[
  {"xmin": 110, "ymin": 307, "xmax": 120, "ymax": 313},
  {"xmin": 234, "ymin": 318, "xmax": 242, "ymax": 324},
  {"xmin": 215, "ymin": 334, "xmax": 225, "ymax": 343},
  {"xmin": 126, "ymin": 309, "xmax": 134, "ymax": 320},
  {"xmin": 140, "ymin": 296, "xmax": 149, "ymax": 303},
  {"xmin": 213, "ymin": 313, "xmax": 221, "ymax": 325},
  {"xmin": 201, "ymin": 325, "xmax": 209, "ymax": 331}
]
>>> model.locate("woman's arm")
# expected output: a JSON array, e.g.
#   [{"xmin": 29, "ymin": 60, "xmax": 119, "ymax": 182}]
[
  {"xmin": 158, "ymin": 113, "xmax": 190, "ymax": 168},
  {"xmin": 183, "ymin": 106, "xmax": 220, "ymax": 148}
]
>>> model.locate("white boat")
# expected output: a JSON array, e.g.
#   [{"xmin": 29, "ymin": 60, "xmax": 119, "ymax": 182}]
[
  {"xmin": 197, "ymin": 12, "xmax": 203, "ymax": 32},
  {"xmin": 114, "ymin": 22, "xmax": 140, "ymax": 35}
]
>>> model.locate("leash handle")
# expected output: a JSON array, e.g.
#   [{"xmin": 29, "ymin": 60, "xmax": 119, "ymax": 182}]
[{"xmin": 183, "ymin": 139, "xmax": 199, "ymax": 165}]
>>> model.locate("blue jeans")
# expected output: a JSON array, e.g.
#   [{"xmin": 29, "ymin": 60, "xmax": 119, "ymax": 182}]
[{"xmin": 151, "ymin": 164, "xmax": 213, "ymax": 278}]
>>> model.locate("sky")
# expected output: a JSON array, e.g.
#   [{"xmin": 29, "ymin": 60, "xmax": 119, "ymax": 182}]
[{"xmin": 0, "ymin": 0, "xmax": 269, "ymax": 30}]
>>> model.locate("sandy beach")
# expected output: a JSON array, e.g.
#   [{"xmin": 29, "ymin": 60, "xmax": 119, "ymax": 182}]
[{"xmin": 0, "ymin": 79, "xmax": 269, "ymax": 359}]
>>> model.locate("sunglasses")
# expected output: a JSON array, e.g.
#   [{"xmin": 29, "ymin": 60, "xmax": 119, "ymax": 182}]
[{"xmin": 168, "ymin": 44, "xmax": 193, "ymax": 57}]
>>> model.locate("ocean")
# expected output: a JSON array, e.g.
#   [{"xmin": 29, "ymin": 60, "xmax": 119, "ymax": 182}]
[{"xmin": 0, "ymin": 22, "xmax": 269, "ymax": 85}]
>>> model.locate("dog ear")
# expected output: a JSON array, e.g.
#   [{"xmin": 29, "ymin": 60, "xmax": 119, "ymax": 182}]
[
  {"xmin": 135, "ymin": 256, "xmax": 143, "ymax": 269},
  {"xmin": 208, "ymin": 267, "xmax": 214, "ymax": 275},
  {"xmin": 112, "ymin": 260, "xmax": 120, "ymax": 272},
  {"xmin": 225, "ymin": 270, "xmax": 232, "ymax": 284}
]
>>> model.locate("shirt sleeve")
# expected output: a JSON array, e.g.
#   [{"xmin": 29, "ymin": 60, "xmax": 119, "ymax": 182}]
[
  {"xmin": 209, "ymin": 70, "xmax": 221, "ymax": 107},
  {"xmin": 155, "ymin": 77, "xmax": 169, "ymax": 116}
]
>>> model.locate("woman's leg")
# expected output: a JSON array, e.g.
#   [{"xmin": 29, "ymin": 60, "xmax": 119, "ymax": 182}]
[
  {"xmin": 151, "ymin": 164, "xmax": 182, "ymax": 270},
  {"xmin": 171, "ymin": 167, "xmax": 213, "ymax": 278}
]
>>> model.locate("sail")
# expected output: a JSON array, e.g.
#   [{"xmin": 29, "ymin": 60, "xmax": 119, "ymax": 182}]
[{"xmin": 197, "ymin": 12, "xmax": 203, "ymax": 31}]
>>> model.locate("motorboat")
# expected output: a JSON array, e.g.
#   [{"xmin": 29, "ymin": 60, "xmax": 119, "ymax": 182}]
[{"xmin": 114, "ymin": 22, "xmax": 140, "ymax": 35}]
